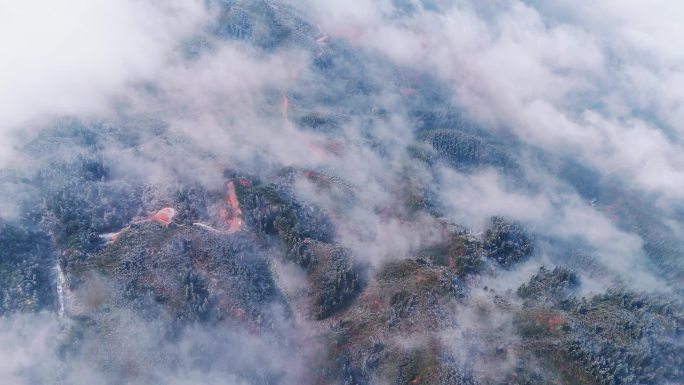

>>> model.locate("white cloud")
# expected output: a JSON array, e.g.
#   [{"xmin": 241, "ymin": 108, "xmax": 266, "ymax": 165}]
[
  {"xmin": 0, "ymin": 0, "xmax": 209, "ymax": 166},
  {"xmin": 438, "ymin": 166, "xmax": 665, "ymax": 290},
  {"xmin": 0, "ymin": 1, "xmax": 681, "ymax": 382},
  {"xmin": 287, "ymin": 0, "xmax": 684, "ymax": 202}
]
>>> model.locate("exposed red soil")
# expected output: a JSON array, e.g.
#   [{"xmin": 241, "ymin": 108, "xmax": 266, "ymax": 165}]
[{"xmin": 150, "ymin": 207, "xmax": 176, "ymax": 226}]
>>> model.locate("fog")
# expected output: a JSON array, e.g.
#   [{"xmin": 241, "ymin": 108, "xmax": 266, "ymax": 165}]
[{"xmin": 1, "ymin": 0, "xmax": 682, "ymax": 384}]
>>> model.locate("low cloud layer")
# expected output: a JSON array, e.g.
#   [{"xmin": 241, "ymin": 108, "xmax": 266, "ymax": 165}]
[
  {"xmin": 1, "ymin": 0, "xmax": 683, "ymax": 383},
  {"xmin": 0, "ymin": 0, "xmax": 209, "ymax": 165},
  {"xmin": 289, "ymin": 0, "xmax": 684, "ymax": 201}
]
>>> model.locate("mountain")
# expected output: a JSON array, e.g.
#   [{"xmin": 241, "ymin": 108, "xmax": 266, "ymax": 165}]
[{"xmin": 0, "ymin": 1, "xmax": 682, "ymax": 384}]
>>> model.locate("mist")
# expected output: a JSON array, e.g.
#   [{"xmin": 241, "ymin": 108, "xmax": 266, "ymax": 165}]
[{"xmin": 1, "ymin": 0, "xmax": 682, "ymax": 384}]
